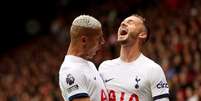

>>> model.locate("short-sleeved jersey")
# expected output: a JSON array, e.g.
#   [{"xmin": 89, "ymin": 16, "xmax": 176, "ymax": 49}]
[
  {"xmin": 59, "ymin": 55, "xmax": 108, "ymax": 101},
  {"xmin": 99, "ymin": 54, "xmax": 169, "ymax": 101}
]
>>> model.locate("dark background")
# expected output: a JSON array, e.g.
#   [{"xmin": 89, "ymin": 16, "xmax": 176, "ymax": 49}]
[
  {"xmin": 1, "ymin": 0, "xmax": 160, "ymax": 53},
  {"xmin": 1, "ymin": 0, "xmax": 201, "ymax": 100}
]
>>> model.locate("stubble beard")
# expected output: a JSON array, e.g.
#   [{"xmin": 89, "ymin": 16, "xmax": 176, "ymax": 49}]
[{"xmin": 117, "ymin": 38, "xmax": 129, "ymax": 45}]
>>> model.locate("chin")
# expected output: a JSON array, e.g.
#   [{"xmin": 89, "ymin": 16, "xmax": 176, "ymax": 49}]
[{"xmin": 117, "ymin": 39, "xmax": 128, "ymax": 44}]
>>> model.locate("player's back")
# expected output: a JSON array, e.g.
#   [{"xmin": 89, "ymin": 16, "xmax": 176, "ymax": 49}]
[
  {"xmin": 99, "ymin": 54, "xmax": 169, "ymax": 101},
  {"xmin": 59, "ymin": 55, "xmax": 108, "ymax": 101}
]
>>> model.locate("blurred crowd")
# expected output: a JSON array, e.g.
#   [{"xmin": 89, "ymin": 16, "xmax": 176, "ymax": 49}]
[
  {"xmin": 0, "ymin": 37, "xmax": 65, "ymax": 101},
  {"xmin": 142, "ymin": 6, "xmax": 201, "ymax": 101},
  {"xmin": 1, "ymin": 0, "xmax": 201, "ymax": 101}
]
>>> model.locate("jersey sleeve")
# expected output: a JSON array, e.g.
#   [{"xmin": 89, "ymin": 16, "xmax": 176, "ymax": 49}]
[
  {"xmin": 148, "ymin": 65, "xmax": 169, "ymax": 100},
  {"xmin": 59, "ymin": 69, "xmax": 89, "ymax": 101},
  {"xmin": 98, "ymin": 61, "xmax": 108, "ymax": 81}
]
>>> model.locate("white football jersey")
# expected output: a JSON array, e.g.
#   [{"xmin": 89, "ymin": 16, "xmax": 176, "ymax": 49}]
[
  {"xmin": 59, "ymin": 55, "xmax": 108, "ymax": 101},
  {"xmin": 99, "ymin": 54, "xmax": 169, "ymax": 101}
]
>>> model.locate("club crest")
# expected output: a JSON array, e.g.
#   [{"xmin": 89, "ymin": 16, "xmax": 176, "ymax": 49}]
[{"xmin": 135, "ymin": 76, "xmax": 141, "ymax": 89}]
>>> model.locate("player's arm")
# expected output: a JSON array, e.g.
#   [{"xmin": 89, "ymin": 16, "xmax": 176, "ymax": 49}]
[
  {"xmin": 59, "ymin": 70, "xmax": 91, "ymax": 101},
  {"xmin": 72, "ymin": 97, "xmax": 90, "ymax": 101},
  {"xmin": 155, "ymin": 98, "xmax": 169, "ymax": 101},
  {"xmin": 68, "ymin": 93, "xmax": 90, "ymax": 101},
  {"xmin": 149, "ymin": 65, "xmax": 170, "ymax": 101}
]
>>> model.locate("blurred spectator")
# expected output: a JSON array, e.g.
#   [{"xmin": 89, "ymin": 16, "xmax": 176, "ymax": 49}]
[{"xmin": 0, "ymin": 0, "xmax": 201, "ymax": 100}]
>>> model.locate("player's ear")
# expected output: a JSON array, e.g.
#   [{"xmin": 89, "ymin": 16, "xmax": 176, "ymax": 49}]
[
  {"xmin": 138, "ymin": 32, "xmax": 147, "ymax": 39},
  {"xmin": 81, "ymin": 35, "xmax": 88, "ymax": 45}
]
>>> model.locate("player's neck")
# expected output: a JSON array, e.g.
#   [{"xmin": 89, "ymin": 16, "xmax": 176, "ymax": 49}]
[
  {"xmin": 120, "ymin": 42, "xmax": 141, "ymax": 63},
  {"xmin": 67, "ymin": 43, "xmax": 86, "ymax": 59}
]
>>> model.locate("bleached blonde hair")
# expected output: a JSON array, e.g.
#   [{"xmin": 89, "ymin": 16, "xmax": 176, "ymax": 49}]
[
  {"xmin": 72, "ymin": 15, "xmax": 101, "ymax": 29},
  {"xmin": 69, "ymin": 15, "xmax": 102, "ymax": 42}
]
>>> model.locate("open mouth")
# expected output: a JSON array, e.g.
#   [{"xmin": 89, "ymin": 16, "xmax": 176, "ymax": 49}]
[{"xmin": 120, "ymin": 30, "xmax": 128, "ymax": 35}]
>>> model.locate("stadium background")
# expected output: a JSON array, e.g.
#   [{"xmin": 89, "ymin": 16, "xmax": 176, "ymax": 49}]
[{"xmin": 1, "ymin": 0, "xmax": 201, "ymax": 100}]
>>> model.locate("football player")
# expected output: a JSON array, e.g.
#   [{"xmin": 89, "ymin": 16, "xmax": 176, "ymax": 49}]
[
  {"xmin": 99, "ymin": 15, "xmax": 169, "ymax": 101},
  {"xmin": 59, "ymin": 15, "xmax": 108, "ymax": 101}
]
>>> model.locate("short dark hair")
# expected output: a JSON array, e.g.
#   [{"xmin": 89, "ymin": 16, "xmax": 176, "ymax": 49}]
[
  {"xmin": 131, "ymin": 14, "xmax": 150, "ymax": 43},
  {"xmin": 144, "ymin": 23, "xmax": 150, "ymax": 43}
]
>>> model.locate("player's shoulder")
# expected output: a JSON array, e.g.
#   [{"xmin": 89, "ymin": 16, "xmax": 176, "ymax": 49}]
[
  {"xmin": 59, "ymin": 63, "xmax": 87, "ymax": 85},
  {"xmin": 99, "ymin": 58, "xmax": 120, "ymax": 70},
  {"xmin": 59, "ymin": 60, "xmax": 88, "ymax": 77},
  {"xmin": 60, "ymin": 62, "xmax": 79, "ymax": 73},
  {"xmin": 100, "ymin": 58, "xmax": 120, "ymax": 66},
  {"xmin": 140, "ymin": 54, "xmax": 162, "ymax": 70},
  {"xmin": 60, "ymin": 56, "xmax": 89, "ymax": 70},
  {"xmin": 87, "ymin": 61, "xmax": 96, "ymax": 67},
  {"xmin": 140, "ymin": 55, "xmax": 166, "ymax": 80}
]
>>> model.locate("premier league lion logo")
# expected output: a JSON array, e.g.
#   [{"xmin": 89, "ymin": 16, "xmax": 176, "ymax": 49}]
[{"xmin": 66, "ymin": 74, "xmax": 75, "ymax": 85}]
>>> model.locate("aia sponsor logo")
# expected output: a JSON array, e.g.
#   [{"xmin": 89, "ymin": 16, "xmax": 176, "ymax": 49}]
[
  {"xmin": 101, "ymin": 89, "xmax": 108, "ymax": 101},
  {"xmin": 108, "ymin": 90, "xmax": 139, "ymax": 101}
]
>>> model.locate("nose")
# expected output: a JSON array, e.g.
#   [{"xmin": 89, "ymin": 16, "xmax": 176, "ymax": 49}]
[{"xmin": 121, "ymin": 22, "xmax": 127, "ymax": 28}]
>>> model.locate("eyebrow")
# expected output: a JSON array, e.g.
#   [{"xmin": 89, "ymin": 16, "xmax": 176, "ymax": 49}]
[
  {"xmin": 121, "ymin": 19, "xmax": 134, "ymax": 25},
  {"xmin": 127, "ymin": 19, "xmax": 135, "ymax": 23}
]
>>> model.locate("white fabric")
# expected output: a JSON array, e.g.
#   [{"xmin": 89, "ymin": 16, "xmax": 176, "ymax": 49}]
[
  {"xmin": 187, "ymin": 95, "xmax": 198, "ymax": 101},
  {"xmin": 99, "ymin": 54, "xmax": 169, "ymax": 101},
  {"xmin": 59, "ymin": 55, "xmax": 108, "ymax": 101},
  {"xmin": 155, "ymin": 98, "xmax": 170, "ymax": 101}
]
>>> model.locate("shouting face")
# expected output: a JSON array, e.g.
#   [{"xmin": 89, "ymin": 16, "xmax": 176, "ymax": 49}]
[{"xmin": 117, "ymin": 15, "xmax": 146, "ymax": 45}]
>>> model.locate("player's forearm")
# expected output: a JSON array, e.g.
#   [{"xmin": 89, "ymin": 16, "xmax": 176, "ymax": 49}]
[{"xmin": 155, "ymin": 98, "xmax": 169, "ymax": 101}]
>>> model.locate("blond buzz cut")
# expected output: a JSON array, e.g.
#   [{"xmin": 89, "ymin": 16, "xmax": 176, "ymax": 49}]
[
  {"xmin": 70, "ymin": 15, "xmax": 102, "ymax": 40},
  {"xmin": 72, "ymin": 15, "xmax": 101, "ymax": 29}
]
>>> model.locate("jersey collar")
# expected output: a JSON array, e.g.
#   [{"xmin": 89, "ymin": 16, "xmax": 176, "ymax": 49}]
[
  {"xmin": 118, "ymin": 53, "xmax": 144, "ymax": 64},
  {"xmin": 65, "ymin": 55, "xmax": 89, "ymax": 63}
]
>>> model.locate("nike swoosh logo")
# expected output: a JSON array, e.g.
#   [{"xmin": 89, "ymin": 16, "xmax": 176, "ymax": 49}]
[{"xmin": 105, "ymin": 78, "xmax": 114, "ymax": 83}]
